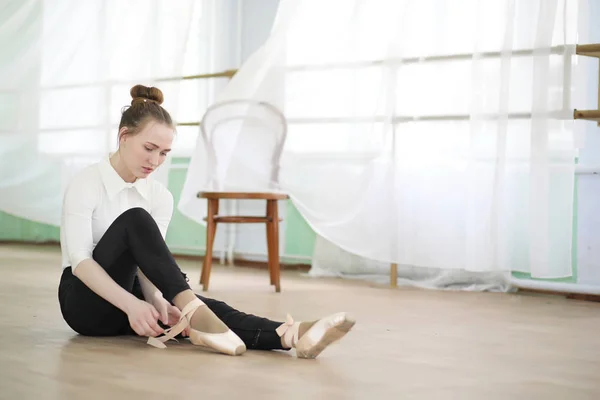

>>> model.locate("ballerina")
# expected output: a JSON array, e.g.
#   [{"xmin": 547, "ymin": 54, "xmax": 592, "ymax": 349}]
[{"xmin": 58, "ymin": 84, "xmax": 355, "ymax": 358}]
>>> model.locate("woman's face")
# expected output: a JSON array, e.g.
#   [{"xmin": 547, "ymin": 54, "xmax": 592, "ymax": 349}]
[{"xmin": 119, "ymin": 120, "xmax": 174, "ymax": 179}]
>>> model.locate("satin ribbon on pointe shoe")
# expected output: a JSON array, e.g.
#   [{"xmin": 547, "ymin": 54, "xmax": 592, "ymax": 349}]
[
  {"xmin": 276, "ymin": 314, "xmax": 300, "ymax": 348},
  {"xmin": 147, "ymin": 298, "xmax": 205, "ymax": 349}
]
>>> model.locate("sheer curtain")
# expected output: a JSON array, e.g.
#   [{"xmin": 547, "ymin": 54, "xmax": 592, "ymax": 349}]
[
  {"xmin": 180, "ymin": 0, "xmax": 584, "ymax": 284},
  {"xmin": 0, "ymin": 0, "xmax": 229, "ymax": 227}
]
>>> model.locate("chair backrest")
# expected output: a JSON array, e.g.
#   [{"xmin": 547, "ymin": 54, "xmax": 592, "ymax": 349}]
[{"xmin": 200, "ymin": 99, "xmax": 287, "ymax": 192}]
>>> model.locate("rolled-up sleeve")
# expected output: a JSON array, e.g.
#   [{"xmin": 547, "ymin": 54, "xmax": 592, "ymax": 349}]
[
  {"xmin": 62, "ymin": 175, "xmax": 97, "ymax": 272},
  {"xmin": 151, "ymin": 183, "xmax": 174, "ymax": 240}
]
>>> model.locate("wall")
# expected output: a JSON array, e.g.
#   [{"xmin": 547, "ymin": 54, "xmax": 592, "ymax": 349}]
[
  {"xmin": 0, "ymin": 0, "xmax": 317, "ymax": 265},
  {"xmin": 192, "ymin": 0, "xmax": 313, "ymax": 264},
  {"xmin": 2, "ymin": 0, "xmax": 599, "ymax": 291},
  {"xmin": 571, "ymin": 1, "xmax": 600, "ymax": 289},
  {"xmin": 510, "ymin": 0, "xmax": 600, "ymax": 291}
]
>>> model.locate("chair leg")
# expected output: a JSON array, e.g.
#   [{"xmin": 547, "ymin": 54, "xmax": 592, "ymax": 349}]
[
  {"xmin": 201, "ymin": 199, "xmax": 219, "ymax": 291},
  {"xmin": 266, "ymin": 201, "xmax": 275, "ymax": 286},
  {"xmin": 266, "ymin": 199, "xmax": 281, "ymax": 292}
]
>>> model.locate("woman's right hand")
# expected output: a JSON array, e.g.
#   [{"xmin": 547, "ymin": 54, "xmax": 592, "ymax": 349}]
[{"xmin": 126, "ymin": 298, "xmax": 164, "ymax": 337}]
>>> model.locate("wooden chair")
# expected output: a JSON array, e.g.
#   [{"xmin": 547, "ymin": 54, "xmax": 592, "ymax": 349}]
[{"xmin": 196, "ymin": 100, "xmax": 288, "ymax": 292}]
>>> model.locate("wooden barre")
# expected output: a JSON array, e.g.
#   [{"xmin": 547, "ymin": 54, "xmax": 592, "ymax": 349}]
[{"xmin": 576, "ymin": 44, "xmax": 600, "ymax": 58}]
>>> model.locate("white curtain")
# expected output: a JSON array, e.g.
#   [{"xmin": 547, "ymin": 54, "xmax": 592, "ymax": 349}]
[
  {"xmin": 180, "ymin": 0, "xmax": 584, "ymax": 281},
  {"xmin": 0, "ymin": 0, "xmax": 232, "ymax": 227}
]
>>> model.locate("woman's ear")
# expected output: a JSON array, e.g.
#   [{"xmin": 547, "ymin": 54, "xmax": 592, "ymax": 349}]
[{"xmin": 118, "ymin": 127, "xmax": 129, "ymax": 145}]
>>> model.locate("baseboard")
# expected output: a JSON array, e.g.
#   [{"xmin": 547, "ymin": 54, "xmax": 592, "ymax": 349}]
[{"xmin": 517, "ymin": 287, "xmax": 600, "ymax": 303}]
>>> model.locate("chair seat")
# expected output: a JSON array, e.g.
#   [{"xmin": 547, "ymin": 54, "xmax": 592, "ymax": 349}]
[{"xmin": 198, "ymin": 191, "xmax": 289, "ymax": 200}]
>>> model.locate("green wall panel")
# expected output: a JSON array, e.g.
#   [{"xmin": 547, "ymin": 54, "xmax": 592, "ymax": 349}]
[
  {"xmin": 510, "ymin": 175, "xmax": 579, "ymax": 283},
  {"xmin": 0, "ymin": 211, "xmax": 59, "ymax": 242},
  {"xmin": 164, "ymin": 167, "xmax": 206, "ymax": 256},
  {"xmin": 284, "ymin": 200, "xmax": 316, "ymax": 257}
]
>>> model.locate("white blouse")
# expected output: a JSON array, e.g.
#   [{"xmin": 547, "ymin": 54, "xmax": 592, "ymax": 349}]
[{"xmin": 60, "ymin": 157, "xmax": 173, "ymax": 272}]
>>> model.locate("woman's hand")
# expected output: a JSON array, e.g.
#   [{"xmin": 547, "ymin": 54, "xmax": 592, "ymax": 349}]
[
  {"xmin": 149, "ymin": 292, "xmax": 190, "ymax": 337},
  {"xmin": 125, "ymin": 298, "xmax": 164, "ymax": 337}
]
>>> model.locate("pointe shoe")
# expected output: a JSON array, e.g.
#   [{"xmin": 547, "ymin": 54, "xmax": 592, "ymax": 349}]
[
  {"xmin": 277, "ymin": 312, "xmax": 356, "ymax": 359},
  {"xmin": 188, "ymin": 328, "xmax": 246, "ymax": 356},
  {"xmin": 147, "ymin": 298, "xmax": 246, "ymax": 356}
]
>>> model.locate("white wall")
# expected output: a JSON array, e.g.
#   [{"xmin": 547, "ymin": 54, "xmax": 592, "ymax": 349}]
[{"xmin": 240, "ymin": 0, "xmax": 280, "ymax": 61}]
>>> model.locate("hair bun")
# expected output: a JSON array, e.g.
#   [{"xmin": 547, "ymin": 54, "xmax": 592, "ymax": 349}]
[{"xmin": 130, "ymin": 84, "xmax": 164, "ymax": 105}]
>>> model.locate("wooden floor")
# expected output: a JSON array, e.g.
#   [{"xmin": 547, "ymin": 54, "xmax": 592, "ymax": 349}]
[{"xmin": 1, "ymin": 244, "xmax": 600, "ymax": 400}]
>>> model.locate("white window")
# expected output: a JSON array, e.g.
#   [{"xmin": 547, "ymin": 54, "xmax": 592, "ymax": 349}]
[
  {"xmin": 282, "ymin": 0, "xmax": 579, "ymax": 157},
  {"xmin": 37, "ymin": 0, "xmax": 229, "ymax": 158}
]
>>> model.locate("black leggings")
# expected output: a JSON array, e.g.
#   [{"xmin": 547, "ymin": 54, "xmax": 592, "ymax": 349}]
[{"xmin": 58, "ymin": 207, "xmax": 285, "ymax": 351}]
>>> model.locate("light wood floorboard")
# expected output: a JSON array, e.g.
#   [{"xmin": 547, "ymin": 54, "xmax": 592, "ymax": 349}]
[{"xmin": 1, "ymin": 244, "xmax": 599, "ymax": 399}]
